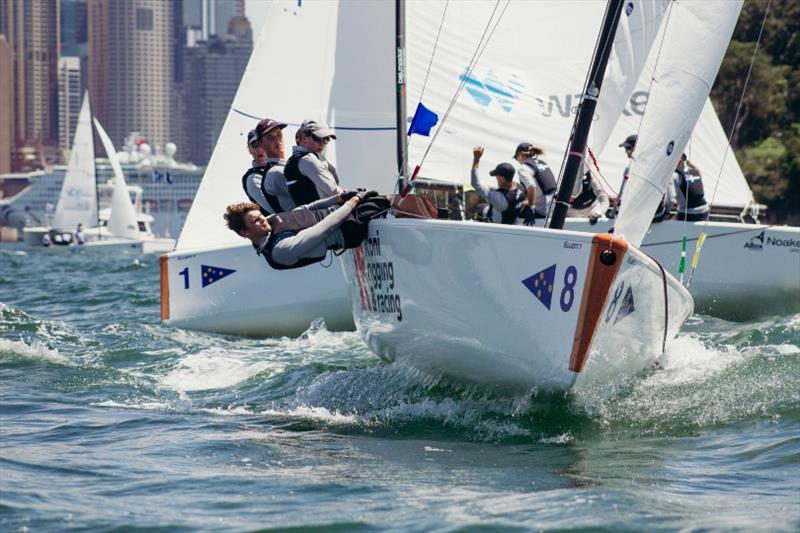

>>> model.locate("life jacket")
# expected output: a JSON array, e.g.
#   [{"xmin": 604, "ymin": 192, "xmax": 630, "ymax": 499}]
[
  {"xmin": 522, "ymin": 157, "xmax": 557, "ymax": 195},
  {"xmin": 677, "ymin": 169, "xmax": 707, "ymax": 210},
  {"xmin": 487, "ymin": 187, "xmax": 525, "ymax": 224},
  {"xmin": 261, "ymin": 197, "xmax": 391, "ymax": 270},
  {"xmin": 262, "ymin": 207, "xmax": 332, "ymax": 270},
  {"xmin": 241, "ymin": 161, "xmax": 282, "ymax": 214},
  {"xmin": 570, "ymin": 173, "xmax": 597, "ymax": 210},
  {"xmin": 284, "ymin": 151, "xmax": 340, "ymax": 207}
]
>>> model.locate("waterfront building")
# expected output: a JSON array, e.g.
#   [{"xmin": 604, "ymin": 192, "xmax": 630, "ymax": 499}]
[{"xmin": 57, "ymin": 56, "xmax": 82, "ymax": 160}]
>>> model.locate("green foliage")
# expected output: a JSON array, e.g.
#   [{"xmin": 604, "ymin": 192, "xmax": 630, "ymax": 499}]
[{"xmin": 710, "ymin": 0, "xmax": 800, "ymax": 221}]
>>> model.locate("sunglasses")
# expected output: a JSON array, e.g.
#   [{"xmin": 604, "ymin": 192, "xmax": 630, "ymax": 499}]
[{"xmin": 310, "ymin": 133, "xmax": 331, "ymax": 145}]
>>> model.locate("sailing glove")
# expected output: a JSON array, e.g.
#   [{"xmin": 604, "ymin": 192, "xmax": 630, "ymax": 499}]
[{"xmin": 522, "ymin": 209, "xmax": 537, "ymax": 226}]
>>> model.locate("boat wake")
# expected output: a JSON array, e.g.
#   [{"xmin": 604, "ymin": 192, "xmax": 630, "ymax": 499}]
[{"xmin": 2, "ymin": 301, "xmax": 797, "ymax": 443}]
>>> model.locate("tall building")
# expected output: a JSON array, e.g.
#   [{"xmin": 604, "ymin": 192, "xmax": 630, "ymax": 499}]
[
  {"xmin": 60, "ymin": 0, "xmax": 88, "ymax": 99},
  {"xmin": 0, "ymin": 34, "xmax": 13, "ymax": 174},
  {"xmin": 57, "ymin": 56, "xmax": 82, "ymax": 158},
  {"xmin": 180, "ymin": 16, "xmax": 252, "ymax": 165},
  {"xmin": 0, "ymin": 0, "xmax": 60, "ymax": 171},
  {"xmin": 88, "ymin": 0, "xmax": 173, "ymax": 150}
]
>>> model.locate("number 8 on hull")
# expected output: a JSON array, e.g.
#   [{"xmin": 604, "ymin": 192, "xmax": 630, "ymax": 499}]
[{"xmin": 343, "ymin": 219, "xmax": 693, "ymax": 393}]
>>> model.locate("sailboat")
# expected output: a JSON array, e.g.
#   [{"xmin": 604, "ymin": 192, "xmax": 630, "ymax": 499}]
[
  {"xmin": 83, "ymin": 119, "xmax": 176, "ymax": 254},
  {"xmin": 162, "ymin": 0, "xmax": 779, "ymax": 339},
  {"xmin": 22, "ymin": 91, "xmax": 99, "ymax": 247},
  {"xmin": 340, "ymin": 0, "xmax": 742, "ymax": 392}
]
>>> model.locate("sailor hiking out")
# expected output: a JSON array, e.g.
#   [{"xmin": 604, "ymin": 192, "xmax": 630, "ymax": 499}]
[
  {"xmin": 471, "ymin": 146, "xmax": 528, "ymax": 225},
  {"xmin": 241, "ymin": 118, "xmax": 294, "ymax": 215},
  {"xmin": 284, "ymin": 120, "xmax": 344, "ymax": 207},
  {"xmin": 225, "ymin": 190, "xmax": 388, "ymax": 270}
]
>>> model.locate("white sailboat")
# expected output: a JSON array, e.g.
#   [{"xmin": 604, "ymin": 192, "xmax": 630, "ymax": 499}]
[
  {"xmin": 22, "ymin": 91, "xmax": 99, "ymax": 247},
  {"xmin": 161, "ymin": 0, "xmax": 782, "ymax": 339},
  {"xmin": 83, "ymin": 119, "xmax": 176, "ymax": 254},
  {"xmin": 341, "ymin": 0, "xmax": 742, "ymax": 392},
  {"xmin": 160, "ymin": 0, "xmax": 397, "ymax": 335}
]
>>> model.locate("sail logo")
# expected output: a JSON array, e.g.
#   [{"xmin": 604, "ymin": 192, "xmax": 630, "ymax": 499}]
[
  {"xmin": 744, "ymin": 231, "xmax": 765, "ymax": 251},
  {"xmin": 536, "ymin": 90, "xmax": 649, "ymax": 118},
  {"xmin": 460, "ymin": 68, "xmax": 523, "ymax": 113},
  {"xmin": 666, "ymin": 141, "xmax": 675, "ymax": 156},
  {"xmin": 625, "ymin": 2, "xmax": 635, "ymax": 16}
]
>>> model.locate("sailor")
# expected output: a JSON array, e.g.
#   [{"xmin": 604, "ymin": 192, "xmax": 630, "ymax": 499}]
[
  {"xmin": 513, "ymin": 142, "xmax": 556, "ymax": 222},
  {"xmin": 567, "ymin": 165, "xmax": 610, "ymax": 224},
  {"xmin": 616, "ymin": 133, "xmax": 668, "ymax": 222},
  {"xmin": 41, "ymin": 233, "xmax": 51, "ymax": 247},
  {"xmin": 241, "ymin": 118, "xmax": 294, "ymax": 215},
  {"xmin": 471, "ymin": 146, "xmax": 527, "ymax": 225},
  {"xmin": 74, "ymin": 222, "xmax": 85, "ymax": 245},
  {"xmin": 667, "ymin": 154, "xmax": 710, "ymax": 221},
  {"xmin": 283, "ymin": 120, "xmax": 344, "ymax": 207},
  {"xmin": 224, "ymin": 190, "xmax": 388, "ymax": 270}
]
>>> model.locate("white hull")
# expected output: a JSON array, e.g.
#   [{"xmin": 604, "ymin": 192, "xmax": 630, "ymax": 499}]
[
  {"xmin": 160, "ymin": 243, "xmax": 355, "ymax": 336},
  {"xmin": 564, "ymin": 218, "xmax": 800, "ymax": 319},
  {"xmin": 341, "ymin": 219, "xmax": 693, "ymax": 393}
]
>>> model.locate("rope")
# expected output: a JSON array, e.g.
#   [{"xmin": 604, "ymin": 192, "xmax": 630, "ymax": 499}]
[{"xmin": 655, "ymin": 258, "xmax": 669, "ymax": 356}]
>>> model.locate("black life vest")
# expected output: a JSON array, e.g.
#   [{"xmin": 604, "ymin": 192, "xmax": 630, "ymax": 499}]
[
  {"xmin": 677, "ymin": 169, "xmax": 707, "ymax": 210},
  {"xmin": 262, "ymin": 207, "xmax": 332, "ymax": 270},
  {"xmin": 487, "ymin": 187, "xmax": 525, "ymax": 224},
  {"xmin": 522, "ymin": 157, "xmax": 557, "ymax": 195},
  {"xmin": 241, "ymin": 161, "xmax": 282, "ymax": 214},
  {"xmin": 570, "ymin": 173, "xmax": 597, "ymax": 210},
  {"xmin": 284, "ymin": 151, "xmax": 340, "ymax": 207}
]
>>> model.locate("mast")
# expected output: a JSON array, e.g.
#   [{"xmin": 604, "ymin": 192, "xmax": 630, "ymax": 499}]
[
  {"xmin": 395, "ymin": 0, "xmax": 408, "ymax": 182},
  {"xmin": 549, "ymin": 0, "xmax": 625, "ymax": 230},
  {"xmin": 87, "ymin": 92, "xmax": 102, "ymax": 239}
]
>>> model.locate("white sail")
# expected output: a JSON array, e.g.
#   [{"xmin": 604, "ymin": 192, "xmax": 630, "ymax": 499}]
[
  {"xmin": 52, "ymin": 91, "xmax": 97, "ymax": 230},
  {"xmin": 589, "ymin": 0, "xmax": 669, "ymax": 155},
  {"xmin": 404, "ymin": 1, "xmax": 751, "ymax": 210},
  {"xmin": 177, "ymin": 0, "xmax": 396, "ymax": 250},
  {"xmin": 614, "ymin": 0, "xmax": 744, "ymax": 246},
  {"xmin": 93, "ymin": 118, "xmax": 141, "ymax": 240}
]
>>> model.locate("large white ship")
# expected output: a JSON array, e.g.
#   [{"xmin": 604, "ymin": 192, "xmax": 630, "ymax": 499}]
[{"xmin": 0, "ymin": 139, "xmax": 203, "ymax": 239}]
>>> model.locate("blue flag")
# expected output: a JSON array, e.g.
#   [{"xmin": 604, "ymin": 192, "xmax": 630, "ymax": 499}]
[
  {"xmin": 522, "ymin": 264, "xmax": 556, "ymax": 310},
  {"xmin": 165, "ymin": 171, "xmax": 173, "ymax": 184},
  {"xmin": 407, "ymin": 102, "xmax": 439, "ymax": 137},
  {"xmin": 201, "ymin": 265, "xmax": 236, "ymax": 287},
  {"xmin": 153, "ymin": 170, "xmax": 161, "ymax": 182}
]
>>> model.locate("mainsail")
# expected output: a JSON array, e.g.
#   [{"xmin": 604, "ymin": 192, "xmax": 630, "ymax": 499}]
[
  {"xmin": 177, "ymin": 0, "xmax": 396, "ymax": 251},
  {"xmin": 52, "ymin": 91, "xmax": 97, "ymax": 231},
  {"xmin": 614, "ymin": 0, "xmax": 744, "ymax": 246},
  {"xmin": 93, "ymin": 118, "xmax": 141, "ymax": 240}
]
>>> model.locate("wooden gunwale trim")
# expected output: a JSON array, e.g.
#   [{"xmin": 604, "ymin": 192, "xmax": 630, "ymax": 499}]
[
  {"xmin": 160, "ymin": 255, "xmax": 169, "ymax": 321},
  {"xmin": 569, "ymin": 234, "xmax": 629, "ymax": 372}
]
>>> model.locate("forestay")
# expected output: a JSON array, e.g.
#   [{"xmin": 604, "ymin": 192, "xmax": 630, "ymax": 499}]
[
  {"xmin": 614, "ymin": 0, "xmax": 744, "ymax": 247},
  {"xmin": 52, "ymin": 91, "xmax": 97, "ymax": 231},
  {"xmin": 177, "ymin": 0, "xmax": 396, "ymax": 251},
  {"xmin": 94, "ymin": 118, "xmax": 141, "ymax": 240}
]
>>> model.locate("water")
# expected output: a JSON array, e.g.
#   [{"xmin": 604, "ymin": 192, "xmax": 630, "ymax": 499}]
[{"xmin": 1, "ymin": 244, "xmax": 798, "ymax": 531}]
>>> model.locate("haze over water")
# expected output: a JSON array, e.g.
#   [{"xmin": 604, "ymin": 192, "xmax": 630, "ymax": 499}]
[{"xmin": 1, "ymin": 245, "xmax": 798, "ymax": 531}]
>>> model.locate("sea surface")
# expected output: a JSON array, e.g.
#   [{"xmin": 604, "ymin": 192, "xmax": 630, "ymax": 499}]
[{"xmin": 1, "ymin": 244, "xmax": 798, "ymax": 532}]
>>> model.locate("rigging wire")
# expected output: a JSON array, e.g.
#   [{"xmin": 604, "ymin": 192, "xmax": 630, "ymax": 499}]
[
  {"xmin": 686, "ymin": 0, "xmax": 772, "ymax": 287},
  {"xmin": 415, "ymin": 0, "xmax": 510, "ymax": 171},
  {"xmin": 416, "ymin": 0, "xmax": 449, "ymax": 108}
]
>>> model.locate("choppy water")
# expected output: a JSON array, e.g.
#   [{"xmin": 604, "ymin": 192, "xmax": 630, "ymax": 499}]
[{"xmin": 1, "ymin": 244, "xmax": 798, "ymax": 532}]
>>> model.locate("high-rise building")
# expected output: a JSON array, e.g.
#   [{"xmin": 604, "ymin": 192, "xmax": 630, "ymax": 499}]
[
  {"xmin": 180, "ymin": 16, "xmax": 252, "ymax": 165},
  {"xmin": 0, "ymin": 34, "xmax": 13, "ymax": 174},
  {"xmin": 60, "ymin": 0, "xmax": 88, "ymax": 99},
  {"xmin": 57, "ymin": 56, "xmax": 82, "ymax": 158},
  {"xmin": 0, "ymin": 0, "xmax": 60, "ymax": 171},
  {"xmin": 88, "ymin": 0, "xmax": 173, "ymax": 150}
]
